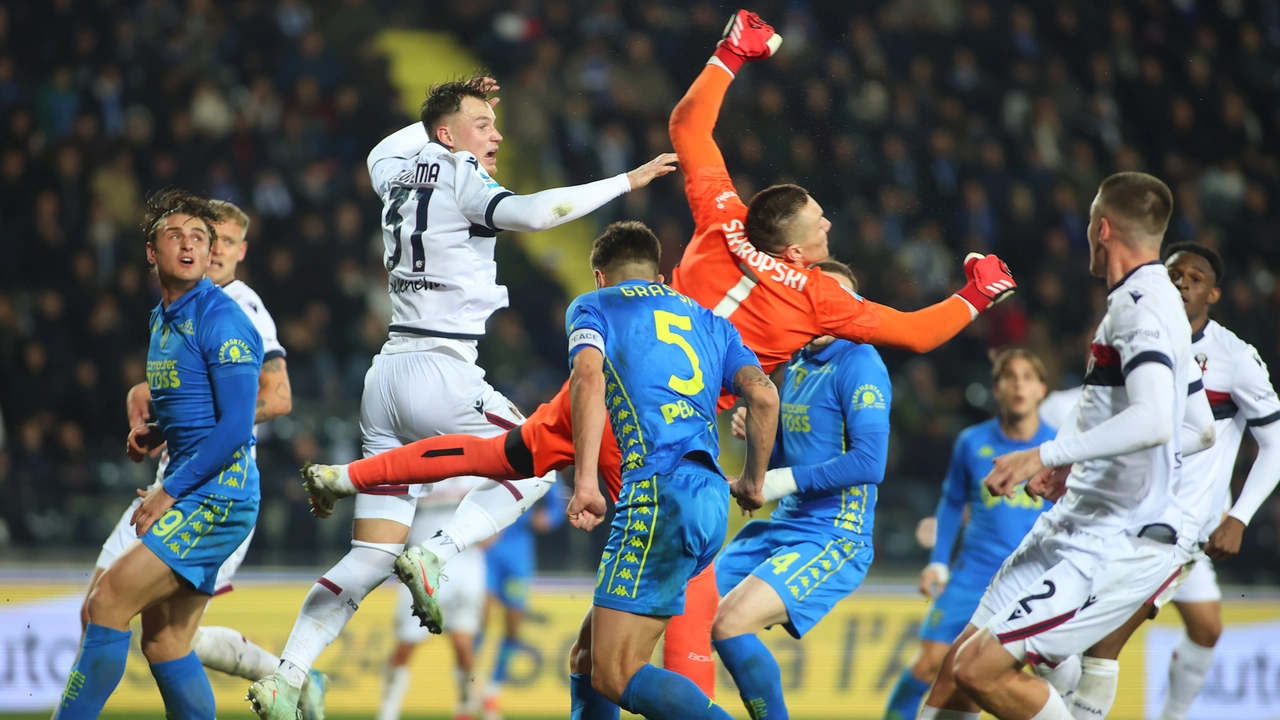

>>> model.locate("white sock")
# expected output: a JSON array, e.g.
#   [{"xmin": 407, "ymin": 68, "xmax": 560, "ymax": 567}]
[
  {"xmin": 428, "ymin": 477, "xmax": 553, "ymax": 564},
  {"xmin": 918, "ymin": 708, "xmax": 980, "ymax": 720},
  {"xmin": 191, "ymin": 625, "xmax": 280, "ymax": 680},
  {"xmin": 456, "ymin": 666, "xmax": 481, "ymax": 715},
  {"xmin": 1035, "ymin": 654, "xmax": 1083, "ymax": 698},
  {"xmin": 1158, "ymin": 633, "xmax": 1216, "ymax": 720},
  {"xmin": 377, "ymin": 664, "xmax": 412, "ymax": 720},
  {"xmin": 1031, "ymin": 683, "xmax": 1075, "ymax": 720},
  {"xmin": 1069, "ymin": 657, "xmax": 1119, "ymax": 720},
  {"xmin": 331, "ymin": 465, "xmax": 356, "ymax": 494},
  {"xmin": 278, "ymin": 541, "xmax": 401, "ymax": 687}
]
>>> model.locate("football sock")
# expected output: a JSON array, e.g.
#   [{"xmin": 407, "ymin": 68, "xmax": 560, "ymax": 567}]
[
  {"xmin": 1158, "ymin": 633, "xmax": 1216, "ymax": 720},
  {"xmin": 377, "ymin": 664, "xmax": 412, "ymax": 720},
  {"xmin": 665, "ymin": 565, "xmax": 718, "ymax": 697},
  {"xmin": 1032, "ymin": 683, "xmax": 1075, "ymax": 720},
  {"xmin": 1068, "ymin": 657, "xmax": 1119, "ymax": 720},
  {"xmin": 150, "ymin": 651, "xmax": 216, "ymax": 720},
  {"xmin": 620, "ymin": 663, "xmax": 735, "ymax": 719},
  {"xmin": 884, "ymin": 667, "xmax": 931, "ymax": 719},
  {"xmin": 425, "ymin": 477, "xmax": 553, "ymax": 564},
  {"xmin": 1035, "ymin": 654, "xmax": 1082, "ymax": 697},
  {"xmin": 713, "ymin": 634, "xmax": 787, "ymax": 719},
  {"xmin": 492, "ymin": 637, "xmax": 521, "ymax": 684},
  {"xmin": 279, "ymin": 541, "xmax": 400, "ymax": 686},
  {"xmin": 191, "ymin": 625, "xmax": 280, "ymax": 680},
  {"xmin": 55, "ymin": 623, "xmax": 131, "ymax": 719},
  {"xmin": 456, "ymin": 666, "xmax": 481, "ymax": 716},
  {"xmin": 350, "ymin": 433, "xmax": 519, "ymax": 489},
  {"xmin": 570, "ymin": 673, "xmax": 620, "ymax": 720}
]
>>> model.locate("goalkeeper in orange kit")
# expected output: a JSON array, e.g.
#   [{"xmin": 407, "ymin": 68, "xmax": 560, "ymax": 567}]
[{"xmin": 301, "ymin": 9, "xmax": 1018, "ymax": 709}]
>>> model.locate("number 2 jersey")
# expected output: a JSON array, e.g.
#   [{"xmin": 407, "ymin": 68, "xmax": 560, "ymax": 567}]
[
  {"xmin": 565, "ymin": 280, "xmax": 760, "ymax": 484},
  {"xmin": 1181, "ymin": 320, "xmax": 1280, "ymax": 539},
  {"xmin": 1048, "ymin": 262, "xmax": 1197, "ymax": 537}
]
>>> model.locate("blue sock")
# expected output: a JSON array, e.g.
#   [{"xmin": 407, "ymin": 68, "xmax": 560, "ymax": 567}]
[
  {"xmin": 713, "ymin": 634, "xmax": 788, "ymax": 719},
  {"xmin": 55, "ymin": 623, "xmax": 131, "ymax": 719},
  {"xmin": 883, "ymin": 667, "xmax": 931, "ymax": 720},
  {"xmin": 150, "ymin": 651, "xmax": 216, "ymax": 720},
  {"xmin": 493, "ymin": 637, "xmax": 520, "ymax": 683},
  {"xmin": 619, "ymin": 664, "xmax": 733, "ymax": 719},
  {"xmin": 570, "ymin": 673, "xmax": 620, "ymax": 720}
]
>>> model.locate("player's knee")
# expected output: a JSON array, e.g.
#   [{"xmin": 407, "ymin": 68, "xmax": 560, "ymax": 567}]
[
  {"xmin": 590, "ymin": 663, "xmax": 632, "ymax": 704},
  {"xmin": 710, "ymin": 594, "xmax": 748, "ymax": 640},
  {"xmin": 1188, "ymin": 617, "xmax": 1222, "ymax": 647},
  {"xmin": 84, "ymin": 582, "xmax": 120, "ymax": 626},
  {"xmin": 951, "ymin": 641, "xmax": 997, "ymax": 697},
  {"xmin": 911, "ymin": 646, "xmax": 944, "ymax": 681},
  {"xmin": 569, "ymin": 639, "xmax": 592, "ymax": 675}
]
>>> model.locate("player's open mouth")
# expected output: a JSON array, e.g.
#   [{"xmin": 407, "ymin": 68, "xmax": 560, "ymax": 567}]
[
  {"xmin": 485, "ymin": 150, "xmax": 497, "ymax": 161},
  {"xmin": 180, "ymin": 257, "xmax": 195, "ymax": 266}
]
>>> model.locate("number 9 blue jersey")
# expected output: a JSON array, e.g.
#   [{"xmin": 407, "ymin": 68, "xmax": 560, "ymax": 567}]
[{"xmin": 566, "ymin": 280, "xmax": 761, "ymax": 484}]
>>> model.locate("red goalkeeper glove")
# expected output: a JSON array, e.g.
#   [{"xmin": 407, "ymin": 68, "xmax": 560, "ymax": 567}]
[
  {"xmin": 710, "ymin": 10, "xmax": 783, "ymax": 76},
  {"xmin": 956, "ymin": 253, "xmax": 1017, "ymax": 314}
]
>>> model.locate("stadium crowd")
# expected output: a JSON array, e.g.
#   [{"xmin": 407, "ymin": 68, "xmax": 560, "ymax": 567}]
[{"xmin": 2, "ymin": 0, "xmax": 1280, "ymax": 583}]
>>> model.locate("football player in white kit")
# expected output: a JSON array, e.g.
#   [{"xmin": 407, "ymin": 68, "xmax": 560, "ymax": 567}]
[
  {"xmin": 83, "ymin": 201, "xmax": 330, "ymax": 715},
  {"xmin": 915, "ymin": 172, "xmax": 1215, "ymax": 720},
  {"xmin": 377, "ymin": 476, "xmax": 495, "ymax": 720},
  {"xmin": 249, "ymin": 75, "xmax": 677, "ymax": 718}
]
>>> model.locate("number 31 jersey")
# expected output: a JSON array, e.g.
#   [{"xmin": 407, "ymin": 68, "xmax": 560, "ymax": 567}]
[
  {"xmin": 368, "ymin": 129, "xmax": 514, "ymax": 341},
  {"xmin": 565, "ymin": 280, "xmax": 761, "ymax": 485}
]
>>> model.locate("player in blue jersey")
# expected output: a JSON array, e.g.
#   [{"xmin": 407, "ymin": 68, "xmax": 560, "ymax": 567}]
[
  {"xmin": 881, "ymin": 348, "xmax": 1055, "ymax": 720},
  {"xmin": 561, "ymin": 221, "xmax": 778, "ymax": 720},
  {"xmin": 711, "ymin": 259, "xmax": 890, "ymax": 719},
  {"xmin": 57, "ymin": 191, "xmax": 263, "ymax": 720},
  {"xmin": 481, "ymin": 481, "xmax": 569, "ymax": 719}
]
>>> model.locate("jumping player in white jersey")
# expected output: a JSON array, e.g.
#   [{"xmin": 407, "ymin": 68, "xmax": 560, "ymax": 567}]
[
  {"xmin": 82, "ymin": 201, "xmax": 329, "ymax": 715},
  {"xmin": 377, "ymin": 475, "xmax": 495, "ymax": 720},
  {"xmin": 249, "ymin": 75, "xmax": 677, "ymax": 718},
  {"xmin": 916, "ymin": 172, "xmax": 1215, "ymax": 720}
]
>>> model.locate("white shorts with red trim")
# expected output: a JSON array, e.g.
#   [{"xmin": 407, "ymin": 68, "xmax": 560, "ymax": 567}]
[
  {"xmin": 971, "ymin": 513, "xmax": 1180, "ymax": 668},
  {"xmin": 355, "ymin": 348, "xmax": 525, "ymax": 526},
  {"xmin": 95, "ymin": 490, "xmax": 255, "ymax": 596},
  {"xmin": 1167, "ymin": 552, "xmax": 1221, "ymax": 605}
]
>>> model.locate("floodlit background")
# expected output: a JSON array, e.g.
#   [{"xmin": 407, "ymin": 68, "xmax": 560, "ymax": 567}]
[{"xmin": 2, "ymin": 1, "xmax": 1280, "ymax": 718}]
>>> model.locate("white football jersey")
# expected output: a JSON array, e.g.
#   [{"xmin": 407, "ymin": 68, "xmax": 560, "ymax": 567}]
[
  {"xmin": 369, "ymin": 135, "xmax": 514, "ymax": 342},
  {"xmin": 1180, "ymin": 320, "xmax": 1280, "ymax": 539},
  {"xmin": 1040, "ymin": 386, "xmax": 1083, "ymax": 431},
  {"xmin": 221, "ymin": 279, "xmax": 286, "ymax": 363},
  {"xmin": 1051, "ymin": 262, "xmax": 1196, "ymax": 536}
]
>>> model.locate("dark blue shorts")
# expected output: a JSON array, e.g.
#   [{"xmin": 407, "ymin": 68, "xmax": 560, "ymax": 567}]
[
  {"xmin": 487, "ymin": 536, "xmax": 534, "ymax": 611},
  {"xmin": 141, "ymin": 489, "xmax": 258, "ymax": 595},
  {"xmin": 715, "ymin": 518, "xmax": 872, "ymax": 638},
  {"xmin": 593, "ymin": 461, "xmax": 728, "ymax": 617}
]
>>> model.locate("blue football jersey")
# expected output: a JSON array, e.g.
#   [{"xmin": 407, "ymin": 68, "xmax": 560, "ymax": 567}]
[
  {"xmin": 147, "ymin": 277, "xmax": 263, "ymax": 500},
  {"xmin": 930, "ymin": 417, "xmax": 1058, "ymax": 574},
  {"xmin": 566, "ymin": 280, "xmax": 760, "ymax": 484},
  {"xmin": 771, "ymin": 340, "xmax": 891, "ymax": 536}
]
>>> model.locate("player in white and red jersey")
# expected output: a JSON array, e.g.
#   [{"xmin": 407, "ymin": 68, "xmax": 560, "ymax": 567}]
[
  {"xmin": 916, "ymin": 173, "xmax": 1215, "ymax": 720},
  {"xmin": 1146, "ymin": 243, "xmax": 1280, "ymax": 720},
  {"xmin": 249, "ymin": 76, "xmax": 678, "ymax": 719}
]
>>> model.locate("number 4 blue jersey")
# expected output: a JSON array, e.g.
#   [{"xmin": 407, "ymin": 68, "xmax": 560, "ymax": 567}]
[{"xmin": 566, "ymin": 280, "xmax": 761, "ymax": 484}]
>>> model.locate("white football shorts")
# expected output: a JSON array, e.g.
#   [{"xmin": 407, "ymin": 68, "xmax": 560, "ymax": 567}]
[
  {"xmin": 1168, "ymin": 553, "xmax": 1222, "ymax": 604},
  {"xmin": 971, "ymin": 513, "xmax": 1182, "ymax": 668},
  {"xmin": 355, "ymin": 348, "xmax": 524, "ymax": 527}
]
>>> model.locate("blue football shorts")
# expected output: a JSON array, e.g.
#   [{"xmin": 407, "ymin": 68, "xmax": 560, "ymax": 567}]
[
  {"xmin": 593, "ymin": 460, "xmax": 728, "ymax": 617},
  {"xmin": 715, "ymin": 517, "xmax": 873, "ymax": 638},
  {"xmin": 141, "ymin": 485, "xmax": 259, "ymax": 596},
  {"xmin": 487, "ymin": 533, "xmax": 534, "ymax": 611}
]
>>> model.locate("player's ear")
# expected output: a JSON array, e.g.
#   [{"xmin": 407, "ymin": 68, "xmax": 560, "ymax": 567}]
[
  {"xmin": 146, "ymin": 241, "xmax": 157, "ymax": 266},
  {"xmin": 656, "ymin": 273, "xmax": 665, "ymax": 285},
  {"xmin": 780, "ymin": 244, "xmax": 805, "ymax": 265},
  {"xmin": 594, "ymin": 269, "xmax": 607, "ymax": 289},
  {"xmin": 435, "ymin": 123, "xmax": 452, "ymax": 148},
  {"xmin": 1208, "ymin": 286, "xmax": 1222, "ymax": 306}
]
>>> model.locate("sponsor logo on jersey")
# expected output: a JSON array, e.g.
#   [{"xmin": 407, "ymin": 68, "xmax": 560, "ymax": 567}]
[
  {"xmin": 851, "ymin": 384, "xmax": 886, "ymax": 411},
  {"xmin": 218, "ymin": 338, "xmax": 255, "ymax": 364}
]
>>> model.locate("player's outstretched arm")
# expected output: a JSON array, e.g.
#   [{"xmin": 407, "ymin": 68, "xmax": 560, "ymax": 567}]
[
  {"xmin": 566, "ymin": 348, "xmax": 608, "ymax": 531},
  {"xmin": 730, "ymin": 365, "xmax": 780, "ymax": 513},
  {"xmin": 487, "ymin": 154, "xmax": 676, "ymax": 234},
  {"xmin": 254, "ymin": 357, "xmax": 292, "ymax": 423},
  {"xmin": 858, "ymin": 254, "xmax": 1017, "ymax": 353}
]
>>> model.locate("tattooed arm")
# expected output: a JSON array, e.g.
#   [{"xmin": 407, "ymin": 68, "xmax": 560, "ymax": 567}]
[
  {"xmin": 254, "ymin": 357, "xmax": 292, "ymax": 423},
  {"xmin": 731, "ymin": 364, "xmax": 780, "ymax": 512}
]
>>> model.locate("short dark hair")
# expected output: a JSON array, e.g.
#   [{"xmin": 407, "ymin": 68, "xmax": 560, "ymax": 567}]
[
  {"xmin": 811, "ymin": 258, "xmax": 858, "ymax": 293},
  {"xmin": 746, "ymin": 184, "xmax": 810, "ymax": 253},
  {"xmin": 1164, "ymin": 241, "xmax": 1224, "ymax": 286},
  {"xmin": 590, "ymin": 221, "xmax": 661, "ymax": 275},
  {"xmin": 1096, "ymin": 172, "xmax": 1174, "ymax": 238},
  {"xmin": 143, "ymin": 189, "xmax": 219, "ymax": 246},
  {"xmin": 991, "ymin": 347, "xmax": 1048, "ymax": 384},
  {"xmin": 420, "ymin": 73, "xmax": 493, "ymax": 139}
]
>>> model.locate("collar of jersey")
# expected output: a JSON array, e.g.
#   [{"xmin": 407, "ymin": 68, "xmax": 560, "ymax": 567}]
[
  {"xmin": 616, "ymin": 279, "xmax": 659, "ymax": 288},
  {"xmin": 1108, "ymin": 260, "xmax": 1163, "ymax": 296},
  {"xmin": 1191, "ymin": 319, "xmax": 1213, "ymax": 344},
  {"xmin": 800, "ymin": 339, "xmax": 846, "ymax": 365},
  {"xmin": 158, "ymin": 277, "xmax": 214, "ymax": 319}
]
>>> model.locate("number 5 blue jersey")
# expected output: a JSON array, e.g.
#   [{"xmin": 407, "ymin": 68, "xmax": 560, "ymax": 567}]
[{"xmin": 566, "ymin": 280, "xmax": 761, "ymax": 484}]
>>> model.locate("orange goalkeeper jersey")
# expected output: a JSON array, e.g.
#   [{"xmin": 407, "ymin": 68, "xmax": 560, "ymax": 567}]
[{"xmin": 669, "ymin": 163, "xmax": 881, "ymax": 374}]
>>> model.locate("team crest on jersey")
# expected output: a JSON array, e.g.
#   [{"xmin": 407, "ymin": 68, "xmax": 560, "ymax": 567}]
[
  {"xmin": 851, "ymin": 384, "xmax": 886, "ymax": 411},
  {"xmin": 791, "ymin": 367, "xmax": 809, "ymax": 389},
  {"xmin": 218, "ymin": 338, "xmax": 254, "ymax": 364},
  {"xmin": 1195, "ymin": 353, "xmax": 1208, "ymax": 373},
  {"xmin": 159, "ymin": 325, "xmax": 171, "ymax": 348}
]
